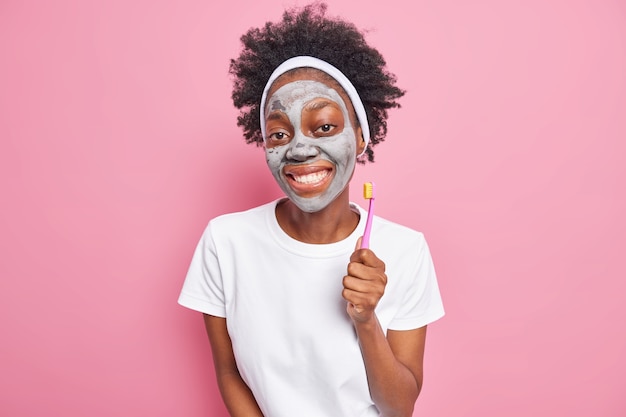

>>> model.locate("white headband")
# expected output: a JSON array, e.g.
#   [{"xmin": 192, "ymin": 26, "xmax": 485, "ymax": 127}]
[{"xmin": 259, "ymin": 56, "xmax": 370, "ymax": 154}]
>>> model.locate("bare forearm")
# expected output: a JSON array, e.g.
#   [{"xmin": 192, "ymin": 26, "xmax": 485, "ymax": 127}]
[
  {"xmin": 217, "ymin": 371, "xmax": 264, "ymax": 417},
  {"xmin": 355, "ymin": 318, "xmax": 420, "ymax": 417}
]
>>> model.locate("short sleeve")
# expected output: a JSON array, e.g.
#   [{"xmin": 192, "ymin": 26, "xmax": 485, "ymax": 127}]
[
  {"xmin": 387, "ymin": 235, "xmax": 445, "ymax": 330},
  {"xmin": 177, "ymin": 223, "xmax": 227, "ymax": 317}
]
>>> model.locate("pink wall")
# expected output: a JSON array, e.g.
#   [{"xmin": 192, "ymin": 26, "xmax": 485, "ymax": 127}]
[{"xmin": 1, "ymin": 0, "xmax": 624, "ymax": 415}]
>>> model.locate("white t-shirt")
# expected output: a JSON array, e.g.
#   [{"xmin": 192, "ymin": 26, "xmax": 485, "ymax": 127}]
[{"xmin": 179, "ymin": 199, "xmax": 444, "ymax": 417}]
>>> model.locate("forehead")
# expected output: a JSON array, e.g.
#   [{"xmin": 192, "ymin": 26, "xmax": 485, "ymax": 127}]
[{"xmin": 265, "ymin": 68, "xmax": 354, "ymax": 113}]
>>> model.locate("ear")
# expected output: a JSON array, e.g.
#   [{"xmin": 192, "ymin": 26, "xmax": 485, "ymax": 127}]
[{"xmin": 355, "ymin": 126, "xmax": 366, "ymax": 155}]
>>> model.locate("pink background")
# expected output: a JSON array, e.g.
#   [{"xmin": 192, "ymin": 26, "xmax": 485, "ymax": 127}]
[{"xmin": 1, "ymin": 0, "xmax": 625, "ymax": 415}]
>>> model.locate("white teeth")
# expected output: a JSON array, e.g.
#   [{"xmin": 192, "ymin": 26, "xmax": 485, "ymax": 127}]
[{"xmin": 292, "ymin": 170, "xmax": 329, "ymax": 184}]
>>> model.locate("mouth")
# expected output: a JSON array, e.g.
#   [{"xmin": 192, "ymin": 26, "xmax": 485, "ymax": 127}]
[
  {"xmin": 290, "ymin": 170, "xmax": 330, "ymax": 184},
  {"xmin": 283, "ymin": 165, "xmax": 334, "ymax": 195}
]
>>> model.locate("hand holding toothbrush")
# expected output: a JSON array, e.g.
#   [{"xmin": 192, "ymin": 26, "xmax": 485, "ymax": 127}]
[
  {"xmin": 342, "ymin": 182, "xmax": 387, "ymax": 324},
  {"xmin": 343, "ymin": 237, "xmax": 387, "ymax": 324}
]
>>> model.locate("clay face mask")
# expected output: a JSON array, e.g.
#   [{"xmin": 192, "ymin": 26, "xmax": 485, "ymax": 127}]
[{"xmin": 264, "ymin": 80, "xmax": 357, "ymax": 213}]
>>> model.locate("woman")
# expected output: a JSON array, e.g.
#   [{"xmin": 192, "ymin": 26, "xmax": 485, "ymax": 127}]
[{"xmin": 179, "ymin": 3, "xmax": 444, "ymax": 416}]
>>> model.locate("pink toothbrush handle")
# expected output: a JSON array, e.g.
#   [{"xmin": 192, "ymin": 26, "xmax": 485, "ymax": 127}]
[{"xmin": 361, "ymin": 198, "xmax": 375, "ymax": 249}]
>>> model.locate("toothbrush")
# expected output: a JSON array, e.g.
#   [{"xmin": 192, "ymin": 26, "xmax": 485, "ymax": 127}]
[{"xmin": 361, "ymin": 182, "xmax": 375, "ymax": 249}]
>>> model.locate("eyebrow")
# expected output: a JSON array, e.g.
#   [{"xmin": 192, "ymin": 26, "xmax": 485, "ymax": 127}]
[
  {"xmin": 304, "ymin": 100, "xmax": 337, "ymax": 112},
  {"xmin": 266, "ymin": 112, "xmax": 288, "ymax": 122}
]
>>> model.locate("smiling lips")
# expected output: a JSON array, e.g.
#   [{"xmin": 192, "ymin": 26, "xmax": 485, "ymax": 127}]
[
  {"xmin": 292, "ymin": 170, "xmax": 329, "ymax": 184},
  {"xmin": 284, "ymin": 165, "xmax": 333, "ymax": 193}
]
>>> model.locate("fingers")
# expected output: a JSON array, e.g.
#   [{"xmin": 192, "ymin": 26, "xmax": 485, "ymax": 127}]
[
  {"xmin": 344, "ymin": 247, "xmax": 387, "ymax": 300},
  {"xmin": 350, "ymin": 247, "xmax": 386, "ymax": 270},
  {"xmin": 346, "ymin": 258, "xmax": 386, "ymax": 284},
  {"xmin": 342, "ymin": 265, "xmax": 387, "ymax": 316},
  {"xmin": 342, "ymin": 285, "xmax": 383, "ymax": 322},
  {"xmin": 345, "ymin": 239, "xmax": 387, "ymax": 322},
  {"xmin": 343, "ymin": 272, "xmax": 385, "ymax": 292},
  {"xmin": 342, "ymin": 279, "xmax": 384, "ymax": 302}
]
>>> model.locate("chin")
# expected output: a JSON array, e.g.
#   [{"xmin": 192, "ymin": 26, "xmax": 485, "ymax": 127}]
[{"xmin": 288, "ymin": 190, "xmax": 340, "ymax": 213}]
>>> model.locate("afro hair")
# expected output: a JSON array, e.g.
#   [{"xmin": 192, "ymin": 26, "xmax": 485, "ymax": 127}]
[{"xmin": 229, "ymin": 2, "xmax": 405, "ymax": 162}]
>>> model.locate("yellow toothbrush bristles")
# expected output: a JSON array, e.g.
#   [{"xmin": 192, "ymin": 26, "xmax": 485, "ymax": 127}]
[{"xmin": 363, "ymin": 182, "xmax": 373, "ymax": 199}]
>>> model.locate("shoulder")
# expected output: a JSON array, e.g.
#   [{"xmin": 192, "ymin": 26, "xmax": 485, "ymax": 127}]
[
  {"xmin": 364, "ymin": 213, "xmax": 433, "ymax": 275},
  {"xmin": 195, "ymin": 200, "xmax": 281, "ymax": 254},
  {"xmin": 372, "ymin": 214, "xmax": 427, "ymax": 248}
]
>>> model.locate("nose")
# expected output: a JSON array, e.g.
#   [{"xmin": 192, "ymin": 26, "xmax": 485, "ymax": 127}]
[{"xmin": 285, "ymin": 131, "xmax": 319, "ymax": 161}]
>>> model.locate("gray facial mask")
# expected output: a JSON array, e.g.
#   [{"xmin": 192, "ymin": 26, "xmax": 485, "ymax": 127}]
[{"xmin": 264, "ymin": 80, "xmax": 358, "ymax": 213}]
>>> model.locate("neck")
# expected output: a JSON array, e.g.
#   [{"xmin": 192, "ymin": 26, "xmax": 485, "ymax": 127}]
[{"xmin": 275, "ymin": 189, "xmax": 360, "ymax": 244}]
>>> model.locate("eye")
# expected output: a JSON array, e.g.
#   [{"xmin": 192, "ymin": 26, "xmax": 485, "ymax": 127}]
[
  {"xmin": 316, "ymin": 124, "xmax": 336, "ymax": 135},
  {"xmin": 267, "ymin": 132, "xmax": 289, "ymax": 142}
]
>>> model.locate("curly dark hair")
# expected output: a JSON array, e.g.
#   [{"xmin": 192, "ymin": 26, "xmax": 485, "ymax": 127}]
[{"xmin": 229, "ymin": 2, "xmax": 405, "ymax": 163}]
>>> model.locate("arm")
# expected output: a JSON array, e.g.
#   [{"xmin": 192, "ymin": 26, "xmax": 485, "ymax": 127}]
[
  {"xmin": 354, "ymin": 321, "xmax": 426, "ymax": 417},
  {"xmin": 203, "ymin": 314, "xmax": 264, "ymax": 417},
  {"xmin": 343, "ymin": 239, "xmax": 427, "ymax": 417}
]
